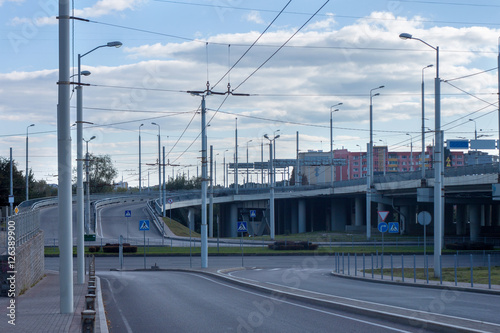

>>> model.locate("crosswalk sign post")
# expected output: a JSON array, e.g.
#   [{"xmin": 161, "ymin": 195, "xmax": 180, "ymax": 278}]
[
  {"xmin": 125, "ymin": 210, "xmax": 132, "ymax": 241},
  {"xmin": 237, "ymin": 222, "xmax": 248, "ymax": 267},
  {"xmin": 139, "ymin": 220, "xmax": 150, "ymax": 269}
]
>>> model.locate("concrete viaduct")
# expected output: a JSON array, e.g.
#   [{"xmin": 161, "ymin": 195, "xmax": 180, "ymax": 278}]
[{"xmin": 160, "ymin": 163, "xmax": 500, "ymax": 241}]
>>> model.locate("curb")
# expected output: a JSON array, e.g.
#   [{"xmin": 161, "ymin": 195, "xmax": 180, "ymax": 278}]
[
  {"xmin": 95, "ymin": 276, "xmax": 108, "ymax": 333},
  {"xmin": 330, "ymin": 271, "xmax": 500, "ymax": 296}
]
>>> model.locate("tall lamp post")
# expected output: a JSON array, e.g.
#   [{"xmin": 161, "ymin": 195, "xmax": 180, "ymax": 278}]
[
  {"xmin": 223, "ymin": 149, "xmax": 229, "ymax": 188},
  {"xmin": 264, "ymin": 133, "xmax": 280, "ymax": 239},
  {"xmin": 83, "ymin": 135, "xmax": 96, "ymax": 235},
  {"xmin": 76, "ymin": 41, "xmax": 121, "ymax": 285},
  {"xmin": 367, "ymin": 85, "xmax": 384, "ymax": 240},
  {"xmin": 152, "ymin": 122, "xmax": 162, "ymax": 211},
  {"xmin": 246, "ymin": 139, "xmax": 253, "ymax": 186},
  {"xmin": 26, "ymin": 123, "xmax": 35, "ymax": 201},
  {"xmin": 330, "ymin": 103, "xmax": 342, "ymax": 186},
  {"xmin": 139, "ymin": 123, "xmax": 144, "ymax": 192},
  {"xmin": 406, "ymin": 133, "xmax": 414, "ymax": 171},
  {"xmin": 422, "ymin": 64, "xmax": 433, "ymax": 182},
  {"xmin": 400, "ymin": 32, "xmax": 443, "ymax": 277}
]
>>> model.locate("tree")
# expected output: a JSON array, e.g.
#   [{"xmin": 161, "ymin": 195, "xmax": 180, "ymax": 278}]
[
  {"xmin": 0, "ymin": 157, "xmax": 25, "ymax": 207},
  {"xmin": 87, "ymin": 154, "xmax": 118, "ymax": 193},
  {"xmin": 289, "ymin": 167, "xmax": 309, "ymax": 186}
]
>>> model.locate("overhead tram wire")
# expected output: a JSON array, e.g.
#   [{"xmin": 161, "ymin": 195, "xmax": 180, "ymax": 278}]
[
  {"xmin": 233, "ymin": 0, "xmax": 330, "ymax": 92},
  {"xmin": 153, "ymin": 0, "xmax": 500, "ymax": 26},
  {"xmin": 86, "ymin": 21, "xmax": 497, "ymax": 55},
  {"xmin": 210, "ymin": 0, "xmax": 293, "ymax": 91}
]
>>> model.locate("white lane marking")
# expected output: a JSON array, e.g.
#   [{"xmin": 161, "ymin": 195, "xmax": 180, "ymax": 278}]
[
  {"xmin": 103, "ymin": 277, "xmax": 134, "ymax": 333},
  {"xmin": 240, "ymin": 270, "xmax": 500, "ymax": 329},
  {"xmin": 192, "ymin": 274, "xmax": 412, "ymax": 333}
]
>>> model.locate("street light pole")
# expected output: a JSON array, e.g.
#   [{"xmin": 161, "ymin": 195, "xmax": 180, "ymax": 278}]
[
  {"xmin": 407, "ymin": 133, "xmax": 413, "ymax": 171},
  {"xmin": 400, "ymin": 32, "xmax": 443, "ymax": 277},
  {"xmin": 84, "ymin": 136, "xmax": 96, "ymax": 235},
  {"xmin": 246, "ymin": 139, "xmax": 252, "ymax": 187},
  {"xmin": 152, "ymin": 122, "xmax": 161, "ymax": 212},
  {"xmin": 330, "ymin": 103, "xmax": 342, "ymax": 186},
  {"xmin": 264, "ymin": 133, "xmax": 280, "ymax": 240},
  {"xmin": 26, "ymin": 123, "xmax": 34, "ymax": 201},
  {"xmin": 223, "ymin": 149, "xmax": 228, "ymax": 188},
  {"xmin": 139, "ymin": 123, "xmax": 144, "ymax": 192},
  {"xmin": 367, "ymin": 86, "xmax": 384, "ymax": 240},
  {"xmin": 422, "ymin": 64, "xmax": 433, "ymax": 182},
  {"xmin": 76, "ymin": 41, "xmax": 121, "ymax": 285}
]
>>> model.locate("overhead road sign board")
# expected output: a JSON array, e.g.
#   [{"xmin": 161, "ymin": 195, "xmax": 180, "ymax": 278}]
[
  {"xmin": 470, "ymin": 139, "xmax": 496, "ymax": 150},
  {"xmin": 447, "ymin": 140, "xmax": 469, "ymax": 149}
]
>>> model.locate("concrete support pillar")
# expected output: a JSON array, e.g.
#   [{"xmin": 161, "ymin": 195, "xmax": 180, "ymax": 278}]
[
  {"xmin": 291, "ymin": 201, "xmax": 298, "ymax": 234},
  {"xmin": 354, "ymin": 197, "xmax": 364, "ymax": 227},
  {"xmin": 456, "ymin": 205, "xmax": 466, "ymax": 236},
  {"xmin": 331, "ymin": 198, "xmax": 348, "ymax": 231},
  {"xmin": 444, "ymin": 204, "xmax": 454, "ymax": 236},
  {"xmin": 298, "ymin": 199, "xmax": 306, "ymax": 233},
  {"xmin": 469, "ymin": 204, "xmax": 481, "ymax": 242},
  {"xmin": 230, "ymin": 204, "xmax": 238, "ymax": 238}
]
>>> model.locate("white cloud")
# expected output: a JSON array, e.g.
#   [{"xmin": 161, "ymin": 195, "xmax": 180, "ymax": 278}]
[{"xmin": 245, "ymin": 10, "xmax": 264, "ymax": 25}]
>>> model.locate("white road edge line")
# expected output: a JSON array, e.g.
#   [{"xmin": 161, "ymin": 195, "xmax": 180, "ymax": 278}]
[
  {"xmin": 102, "ymin": 276, "xmax": 134, "ymax": 333},
  {"xmin": 194, "ymin": 274, "xmax": 412, "ymax": 333}
]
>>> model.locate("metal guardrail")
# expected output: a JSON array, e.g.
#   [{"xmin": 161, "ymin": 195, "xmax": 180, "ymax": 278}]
[{"xmin": 1, "ymin": 209, "xmax": 40, "ymax": 252}]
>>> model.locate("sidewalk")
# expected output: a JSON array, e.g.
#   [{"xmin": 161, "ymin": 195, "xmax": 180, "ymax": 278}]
[{"xmin": 0, "ymin": 271, "xmax": 107, "ymax": 333}]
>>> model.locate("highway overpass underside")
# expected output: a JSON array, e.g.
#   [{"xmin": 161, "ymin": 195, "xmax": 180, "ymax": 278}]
[{"xmin": 216, "ymin": 192, "xmax": 500, "ymax": 241}]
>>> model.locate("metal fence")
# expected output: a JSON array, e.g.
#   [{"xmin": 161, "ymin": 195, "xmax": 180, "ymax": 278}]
[
  {"xmin": 334, "ymin": 251, "xmax": 500, "ymax": 289},
  {"xmin": 1, "ymin": 209, "xmax": 40, "ymax": 252}
]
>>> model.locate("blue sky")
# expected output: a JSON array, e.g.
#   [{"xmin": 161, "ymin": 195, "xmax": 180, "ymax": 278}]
[{"xmin": 1, "ymin": 0, "xmax": 499, "ymax": 188}]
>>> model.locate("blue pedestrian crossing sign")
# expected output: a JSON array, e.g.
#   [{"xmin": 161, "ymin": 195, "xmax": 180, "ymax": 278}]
[
  {"xmin": 388, "ymin": 222, "xmax": 399, "ymax": 233},
  {"xmin": 249, "ymin": 210, "xmax": 256, "ymax": 218},
  {"xmin": 378, "ymin": 222, "xmax": 388, "ymax": 233},
  {"xmin": 125, "ymin": 210, "xmax": 132, "ymax": 217},
  {"xmin": 139, "ymin": 220, "xmax": 150, "ymax": 231},
  {"xmin": 237, "ymin": 221, "xmax": 248, "ymax": 233}
]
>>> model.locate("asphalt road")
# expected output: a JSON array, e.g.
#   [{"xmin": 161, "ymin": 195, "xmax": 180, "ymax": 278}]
[
  {"xmin": 99, "ymin": 270, "xmax": 430, "ymax": 333},
  {"xmin": 229, "ymin": 266, "xmax": 500, "ymax": 326},
  {"xmin": 45, "ymin": 255, "xmax": 500, "ymax": 332}
]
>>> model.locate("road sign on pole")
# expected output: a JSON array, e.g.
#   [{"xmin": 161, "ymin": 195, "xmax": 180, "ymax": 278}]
[
  {"xmin": 249, "ymin": 210, "xmax": 256, "ymax": 218},
  {"xmin": 139, "ymin": 220, "xmax": 150, "ymax": 231},
  {"xmin": 378, "ymin": 211, "xmax": 389, "ymax": 222},
  {"xmin": 167, "ymin": 198, "xmax": 173, "ymax": 204},
  {"xmin": 237, "ymin": 221, "xmax": 248, "ymax": 233},
  {"xmin": 125, "ymin": 210, "xmax": 131, "ymax": 217},
  {"xmin": 377, "ymin": 222, "xmax": 388, "ymax": 233},
  {"xmin": 388, "ymin": 222, "xmax": 399, "ymax": 233}
]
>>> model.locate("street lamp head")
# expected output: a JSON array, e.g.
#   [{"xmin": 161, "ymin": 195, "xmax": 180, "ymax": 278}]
[
  {"xmin": 81, "ymin": 70, "xmax": 91, "ymax": 76},
  {"xmin": 29, "ymin": 123, "xmax": 35, "ymax": 127},
  {"xmin": 90, "ymin": 136, "xmax": 96, "ymax": 141},
  {"xmin": 107, "ymin": 41, "xmax": 122, "ymax": 48},
  {"xmin": 151, "ymin": 122, "xmax": 159, "ymax": 126},
  {"xmin": 140, "ymin": 123, "xmax": 144, "ymax": 127},
  {"xmin": 264, "ymin": 134, "xmax": 269, "ymax": 139},
  {"xmin": 426, "ymin": 64, "xmax": 433, "ymax": 69},
  {"xmin": 373, "ymin": 93, "xmax": 380, "ymax": 97},
  {"xmin": 378, "ymin": 85, "xmax": 385, "ymax": 89},
  {"xmin": 275, "ymin": 135, "xmax": 280, "ymax": 140},
  {"xmin": 468, "ymin": 118, "xmax": 474, "ymax": 122},
  {"xmin": 399, "ymin": 33, "xmax": 413, "ymax": 40}
]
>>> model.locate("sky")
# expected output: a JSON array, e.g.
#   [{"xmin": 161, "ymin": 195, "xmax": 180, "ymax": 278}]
[{"xmin": 1, "ymin": 0, "xmax": 499, "ymax": 189}]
